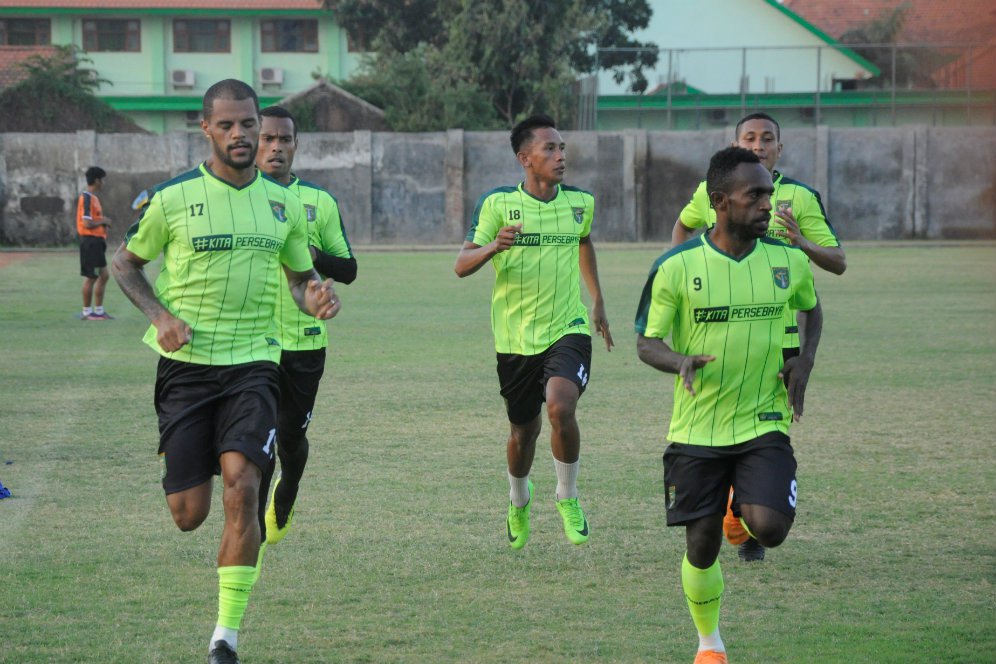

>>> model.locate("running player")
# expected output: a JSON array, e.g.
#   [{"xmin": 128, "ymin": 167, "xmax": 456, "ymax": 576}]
[
  {"xmin": 111, "ymin": 79, "xmax": 339, "ymax": 664},
  {"xmin": 636, "ymin": 147, "xmax": 823, "ymax": 664},
  {"xmin": 255, "ymin": 105, "xmax": 357, "ymax": 546},
  {"xmin": 671, "ymin": 112, "xmax": 845, "ymax": 561},
  {"xmin": 454, "ymin": 114, "xmax": 614, "ymax": 549},
  {"xmin": 76, "ymin": 166, "xmax": 113, "ymax": 320}
]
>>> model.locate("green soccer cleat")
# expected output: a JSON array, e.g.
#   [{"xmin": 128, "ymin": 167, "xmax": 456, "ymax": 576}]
[
  {"xmin": 555, "ymin": 497, "xmax": 590, "ymax": 545},
  {"xmin": 506, "ymin": 480, "xmax": 533, "ymax": 550},
  {"xmin": 264, "ymin": 476, "xmax": 295, "ymax": 545}
]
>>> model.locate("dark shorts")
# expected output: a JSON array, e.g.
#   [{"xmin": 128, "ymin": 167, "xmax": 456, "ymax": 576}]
[
  {"xmin": 496, "ymin": 333, "xmax": 592, "ymax": 425},
  {"xmin": 79, "ymin": 236, "xmax": 107, "ymax": 279},
  {"xmin": 662, "ymin": 431, "xmax": 798, "ymax": 527},
  {"xmin": 154, "ymin": 357, "xmax": 279, "ymax": 494},
  {"xmin": 277, "ymin": 348, "xmax": 326, "ymax": 451}
]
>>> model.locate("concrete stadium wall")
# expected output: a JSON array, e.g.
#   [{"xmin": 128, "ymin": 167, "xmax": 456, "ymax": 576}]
[{"xmin": 1, "ymin": 126, "xmax": 993, "ymax": 247}]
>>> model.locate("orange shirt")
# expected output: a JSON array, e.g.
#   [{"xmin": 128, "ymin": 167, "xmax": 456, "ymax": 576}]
[{"xmin": 76, "ymin": 191, "xmax": 107, "ymax": 238}]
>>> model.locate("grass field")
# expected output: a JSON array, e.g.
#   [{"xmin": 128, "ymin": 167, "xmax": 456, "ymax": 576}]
[{"xmin": 0, "ymin": 244, "xmax": 994, "ymax": 664}]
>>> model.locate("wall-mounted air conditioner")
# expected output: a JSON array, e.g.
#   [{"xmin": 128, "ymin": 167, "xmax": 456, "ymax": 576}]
[
  {"xmin": 172, "ymin": 69, "xmax": 195, "ymax": 87},
  {"xmin": 260, "ymin": 67, "xmax": 283, "ymax": 85}
]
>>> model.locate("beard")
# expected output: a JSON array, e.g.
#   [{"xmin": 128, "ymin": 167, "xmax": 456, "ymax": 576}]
[{"xmin": 211, "ymin": 138, "xmax": 257, "ymax": 171}]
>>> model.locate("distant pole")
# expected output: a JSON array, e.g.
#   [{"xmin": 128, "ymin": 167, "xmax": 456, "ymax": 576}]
[
  {"xmin": 666, "ymin": 49, "xmax": 673, "ymax": 130},
  {"xmin": 890, "ymin": 43, "xmax": 897, "ymax": 126},
  {"xmin": 740, "ymin": 47, "xmax": 747, "ymax": 118},
  {"xmin": 966, "ymin": 46, "xmax": 972, "ymax": 124},
  {"xmin": 815, "ymin": 46, "xmax": 822, "ymax": 127}
]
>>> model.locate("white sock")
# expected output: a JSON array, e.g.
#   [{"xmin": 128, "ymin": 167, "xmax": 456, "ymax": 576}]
[
  {"xmin": 94, "ymin": 306, "xmax": 105, "ymax": 315},
  {"xmin": 82, "ymin": 307, "xmax": 93, "ymax": 316},
  {"xmin": 508, "ymin": 471, "xmax": 530, "ymax": 508},
  {"xmin": 553, "ymin": 457, "xmax": 579, "ymax": 500},
  {"xmin": 210, "ymin": 626, "xmax": 238, "ymax": 652},
  {"xmin": 698, "ymin": 628, "xmax": 725, "ymax": 653}
]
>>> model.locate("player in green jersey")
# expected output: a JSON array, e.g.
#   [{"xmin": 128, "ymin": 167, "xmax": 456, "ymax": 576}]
[
  {"xmin": 111, "ymin": 80, "xmax": 339, "ymax": 664},
  {"xmin": 255, "ymin": 105, "xmax": 357, "ymax": 546},
  {"xmin": 636, "ymin": 147, "xmax": 823, "ymax": 664},
  {"xmin": 672, "ymin": 112, "xmax": 845, "ymax": 561},
  {"xmin": 455, "ymin": 114, "xmax": 614, "ymax": 549}
]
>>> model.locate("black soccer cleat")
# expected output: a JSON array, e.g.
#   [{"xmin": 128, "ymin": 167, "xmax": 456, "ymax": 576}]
[
  {"xmin": 738, "ymin": 537, "xmax": 766, "ymax": 562},
  {"xmin": 209, "ymin": 640, "xmax": 241, "ymax": 664}
]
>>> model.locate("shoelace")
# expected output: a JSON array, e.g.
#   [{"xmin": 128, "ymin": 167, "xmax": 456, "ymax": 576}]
[{"xmin": 561, "ymin": 500, "xmax": 585, "ymax": 529}]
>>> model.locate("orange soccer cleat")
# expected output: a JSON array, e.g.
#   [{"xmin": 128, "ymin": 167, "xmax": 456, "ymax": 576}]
[
  {"xmin": 694, "ymin": 649, "xmax": 728, "ymax": 664},
  {"xmin": 722, "ymin": 487, "xmax": 749, "ymax": 546}
]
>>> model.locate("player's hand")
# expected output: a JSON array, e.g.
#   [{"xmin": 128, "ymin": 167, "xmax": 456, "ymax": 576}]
[
  {"xmin": 773, "ymin": 208, "xmax": 803, "ymax": 246},
  {"xmin": 307, "ymin": 278, "xmax": 340, "ymax": 320},
  {"xmin": 679, "ymin": 354, "xmax": 715, "ymax": 396},
  {"xmin": 591, "ymin": 301, "xmax": 614, "ymax": 351},
  {"xmin": 779, "ymin": 355, "xmax": 814, "ymax": 421},
  {"xmin": 493, "ymin": 224, "xmax": 522, "ymax": 254},
  {"xmin": 153, "ymin": 313, "xmax": 192, "ymax": 352}
]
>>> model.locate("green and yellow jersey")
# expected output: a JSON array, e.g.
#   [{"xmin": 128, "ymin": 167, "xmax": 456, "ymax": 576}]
[
  {"xmin": 124, "ymin": 163, "xmax": 312, "ymax": 366},
  {"xmin": 467, "ymin": 183, "xmax": 593, "ymax": 355},
  {"xmin": 679, "ymin": 171, "xmax": 838, "ymax": 348},
  {"xmin": 635, "ymin": 234, "xmax": 818, "ymax": 446},
  {"xmin": 275, "ymin": 176, "xmax": 353, "ymax": 351}
]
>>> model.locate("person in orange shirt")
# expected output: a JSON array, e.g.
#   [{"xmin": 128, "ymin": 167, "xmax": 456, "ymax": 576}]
[{"xmin": 77, "ymin": 166, "xmax": 113, "ymax": 320}]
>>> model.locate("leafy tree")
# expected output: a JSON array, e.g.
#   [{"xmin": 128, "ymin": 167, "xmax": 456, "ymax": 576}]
[
  {"xmin": 0, "ymin": 45, "xmax": 142, "ymax": 132},
  {"xmin": 328, "ymin": 0, "xmax": 657, "ymax": 128},
  {"xmin": 839, "ymin": 2, "xmax": 951, "ymax": 89},
  {"xmin": 341, "ymin": 43, "xmax": 501, "ymax": 131}
]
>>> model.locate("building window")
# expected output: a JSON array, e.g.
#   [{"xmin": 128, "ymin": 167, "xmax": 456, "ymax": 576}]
[
  {"xmin": 82, "ymin": 19, "xmax": 140, "ymax": 52},
  {"xmin": 261, "ymin": 20, "xmax": 317, "ymax": 53},
  {"xmin": 0, "ymin": 18, "xmax": 51, "ymax": 46},
  {"xmin": 174, "ymin": 19, "xmax": 230, "ymax": 53}
]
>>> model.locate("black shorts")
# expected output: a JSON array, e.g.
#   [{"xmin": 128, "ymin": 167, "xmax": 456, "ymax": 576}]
[
  {"xmin": 79, "ymin": 236, "xmax": 107, "ymax": 278},
  {"xmin": 496, "ymin": 333, "xmax": 592, "ymax": 425},
  {"xmin": 277, "ymin": 348, "xmax": 326, "ymax": 450},
  {"xmin": 662, "ymin": 431, "xmax": 798, "ymax": 527},
  {"xmin": 154, "ymin": 357, "xmax": 279, "ymax": 494}
]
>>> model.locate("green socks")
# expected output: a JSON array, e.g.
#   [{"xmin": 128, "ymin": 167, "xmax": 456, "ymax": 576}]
[
  {"xmin": 681, "ymin": 553, "xmax": 724, "ymax": 637},
  {"xmin": 217, "ymin": 565, "xmax": 257, "ymax": 631}
]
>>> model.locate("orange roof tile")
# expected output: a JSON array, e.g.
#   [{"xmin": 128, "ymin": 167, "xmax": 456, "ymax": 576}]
[
  {"xmin": 782, "ymin": 0, "xmax": 996, "ymax": 44},
  {"xmin": 0, "ymin": 45, "xmax": 59, "ymax": 88}
]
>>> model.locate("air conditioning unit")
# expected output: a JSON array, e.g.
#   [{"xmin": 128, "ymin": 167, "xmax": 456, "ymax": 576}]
[
  {"xmin": 172, "ymin": 69, "xmax": 195, "ymax": 88},
  {"xmin": 260, "ymin": 67, "xmax": 284, "ymax": 85}
]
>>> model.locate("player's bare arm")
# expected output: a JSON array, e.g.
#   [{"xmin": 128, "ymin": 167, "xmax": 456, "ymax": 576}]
[
  {"xmin": 579, "ymin": 236, "xmax": 614, "ymax": 351},
  {"xmin": 779, "ymin": 299, "xmax": 823, "ymax": 421},
  {"xmin": 636, "ymin": 334, "xmax": 715, "ymax": 396},
  {"xmin": 111, "ymin": 244, "xmax": 192, "ymax": 352},
  {"xmin": 772, "ymin": 208, "xmax": 847, "ymax": 275},
  {"xmin": 453, "ymin": 223, "xmax": 522, "ymax": 277},
  {"xmin": 670, "ymin": 218, "xmax": 696, "ymax": 246},
  {"xmin": 284, "ymin": 267, "xmax": 339, "ymax": 319}
]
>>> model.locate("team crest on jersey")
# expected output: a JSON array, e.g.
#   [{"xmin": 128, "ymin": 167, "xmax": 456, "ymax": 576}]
[
  {"xmin": 776, "ymin": 200, "xmax": 792, "ymax": 214},
  {"xmin": 303, "ymin": 204, "xmax": 317, "ymax": 222},
  {"xmin": 269, "ymin": 201, "xmax": 287, "ymax": 223},
  {"xmin": 772, "ymin": 267, "xmax": 790, "ymax": 289},
  {"xmin": 572, "ymin": 207, "xmax": 584, "ymax": 224}
]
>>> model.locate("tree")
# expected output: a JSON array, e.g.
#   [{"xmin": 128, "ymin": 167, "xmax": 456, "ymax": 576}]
[
  {"xmin": 0, "ymin": 45, "xmax": 144, "ymax": 132},
  {"xmin": 341, "ymin": 43, "xmax": 501, "ymax": 131},
  {"xmin": 838, "ymin": 2, "xmax": 951, "ymax": 89},
  {"xmin": 328, "ymin": 0, "xmax": 657, "ymax": 128}
]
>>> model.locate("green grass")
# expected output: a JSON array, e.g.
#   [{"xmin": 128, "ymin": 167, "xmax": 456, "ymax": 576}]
[{"xmin": 0, "ymin": 244, "xmax": 994, "ymax": 663}]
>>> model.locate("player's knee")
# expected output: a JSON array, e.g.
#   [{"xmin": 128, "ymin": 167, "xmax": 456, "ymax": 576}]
[
  {"xmin": 748, "ymin": 519, "xmax": 791, "ymax": 548},
  {"xmin": 545, "ymin": 398, "xmax": 577, "ymax": 428},
  {"xmin": 171, "ymin": 505, "xmax": 209, "ymax": 532}
]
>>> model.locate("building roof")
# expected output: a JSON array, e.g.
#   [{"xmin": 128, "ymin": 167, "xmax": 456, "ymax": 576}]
[
  {"xmin": 780, "ymin": 0, "xmax": 996, "ymax": 44},
  {"xmin": 0, "ymin": 45, "xmax": 58, "ymax": 88},
  {"xmin": 0, "ymin": 0, "xmax": 324, "ymax": 9}
]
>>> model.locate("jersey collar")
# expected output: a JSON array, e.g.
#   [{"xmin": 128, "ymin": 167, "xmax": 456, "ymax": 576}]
[
  {"xmin": 518, "ymin": 182, "xmax": 561, "ymax": 204},
  {"xmin": 703, "ymin": 230, "xmax": 760, "ymax": 263},
  {"xmin": 200, "ymin": 162, "xmax": 260, "ymax": 191}
]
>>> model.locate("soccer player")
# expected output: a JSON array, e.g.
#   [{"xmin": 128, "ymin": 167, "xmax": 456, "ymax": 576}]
[
  {"xmin": 636, "ymin": 146, "xmax": 823, "ymax": 664},
  {"xmin": 671, "ymin": 111, "xmax": 845, "ymax": 561},
  {"xmin": 77, "ymin": 166, "xmax": 113, "ymax": 320},
  {"xmin": 111, "ymin": 79, "xmax": 339, "ymax": 664},
  {"xmin": 454, "ymin": 114, "xmax": 614, "ymax": 549},
  {"xmin": 255, "ymin": 105, "xmax": 357, "ymax": 545}
]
